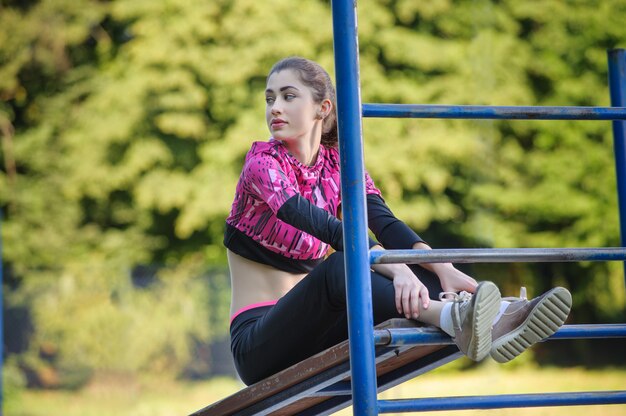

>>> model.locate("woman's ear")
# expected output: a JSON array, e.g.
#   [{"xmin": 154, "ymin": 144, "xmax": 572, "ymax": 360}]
[{"xmin": 320, "ymin": 99, "xmax": 333, "ymax": 119}]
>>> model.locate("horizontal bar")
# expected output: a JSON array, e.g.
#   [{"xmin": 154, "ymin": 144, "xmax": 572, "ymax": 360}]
[
  {"xmin": 549, "ymin": 324, "xmax": 626, "ymax": 339},
  {"xmin": 374, "ymin": 327, "xmax": 452, "ymax": 346},
  {"xmin": 378, "ymin": 390, "xmax": 626, "ymax": 413},
  {"xmin": 315, "ymin": 347, "xmax": 461, "ymax": 398},
  {"xmin": 374, "ymin": 324, "xmax": 626, "ymax": 347},
  {"xmin": 363, "ymin": 103, "xmax": 626, "ymax": 120},
  {"xmin": 370, "ymin": 247, "xmax": 626, "ymax": 265}
]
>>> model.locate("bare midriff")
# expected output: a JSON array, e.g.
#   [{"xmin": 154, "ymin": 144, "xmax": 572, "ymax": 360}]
[{"xmin": 227, "ymin": 249, "xmax": 307, "ymax": 319}]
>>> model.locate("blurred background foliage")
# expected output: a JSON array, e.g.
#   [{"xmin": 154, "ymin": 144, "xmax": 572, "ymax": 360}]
[{"xmin": 1, "ymin": 0, "xmax": 626, "ymax": 397}]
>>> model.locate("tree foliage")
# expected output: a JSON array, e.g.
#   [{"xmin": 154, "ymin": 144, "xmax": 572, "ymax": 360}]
[{"xmin": 2, "ymin": 0, "xmax": 626, "ymax": 387}]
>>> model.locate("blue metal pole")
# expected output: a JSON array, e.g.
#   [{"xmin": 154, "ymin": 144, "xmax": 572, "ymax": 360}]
[
  {"xmin": 373, "ymin": 324, "xmax": 626, "ymax": 346},
  {"xmin": 362, "ymin": 103, "xmax": 626, "ymax": 120},
  {"xmin": 608, "ymin": 49, "xmax": 626, "ymax": 283},
  {"xmin": 378, "ymin": 391, "xmax": 626, "ymax": 413},
  {"xmin": 370, "ymin": 247, "xmax": 626, "ymax": 264},
  {"xmin": 331, "ymin": 1, "xmax": 378, "ymax": 415},
  {"xmin": 1, "ymin": 210, "xmax": 3, "ymax": 411},
  {"xmin": 548, "ymin": 323, "xmax": 626, "ymax": 339}
]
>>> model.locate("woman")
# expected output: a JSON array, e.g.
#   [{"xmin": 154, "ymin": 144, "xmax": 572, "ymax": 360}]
[{"xmin": 224, "ymin": 57, "xmax": 572, "ymax": 385}]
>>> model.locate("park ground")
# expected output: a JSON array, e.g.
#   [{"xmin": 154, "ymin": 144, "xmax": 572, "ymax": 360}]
[{"xmin": 6, "ymin": 362, "xmax": 626, "ymax": 416}]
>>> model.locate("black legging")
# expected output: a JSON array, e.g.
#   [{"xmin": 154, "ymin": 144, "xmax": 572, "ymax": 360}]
[{"xmin": 230, "ymin": 252, "xmax": 444, "ymax": 385}]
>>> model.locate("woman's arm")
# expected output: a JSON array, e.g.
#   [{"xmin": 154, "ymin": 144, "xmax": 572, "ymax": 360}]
[
  {"xmin": 277, "ymin": 194, "xmax": 379, "ymax": 252},
  {"xmin": 411, "ymin": 241, "xmax": 477, "ymax": 295},
  {"xmin": 367, "ymin": 194, "xmax": 477, "ymax": 295},
  {"xmin": 366, "ymin": 194, "xmax": 426, "ymax": 249},
  {"xmin": 370, "ymin": 244, "xmax": 430, "ymax": 319}
]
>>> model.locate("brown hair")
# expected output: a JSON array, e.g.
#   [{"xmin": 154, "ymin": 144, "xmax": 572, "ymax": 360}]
[{"xmin": 268, "ymin": 57, "xmax": 338, "ymax": 147}]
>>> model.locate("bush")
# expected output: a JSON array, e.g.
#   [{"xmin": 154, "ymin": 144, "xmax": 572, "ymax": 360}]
[{"xmin": 3, "ymin": 358, "xmax": 27, "ymax": 412}]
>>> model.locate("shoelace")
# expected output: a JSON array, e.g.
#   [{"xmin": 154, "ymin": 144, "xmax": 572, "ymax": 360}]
[
  {"xmin": 438, "ymin": 290, "xmax": 472, "ymax": 302},
  {"xmin": 501, "ymin": 286, "xmax": 527, "ymax": 303},
  {"xmin": 439, "ymin": 291, "xmax": 473, "ymax": 331},
  {"xmin": 496, "ymin": 287, "xmax": 528, "ymax": 320}
]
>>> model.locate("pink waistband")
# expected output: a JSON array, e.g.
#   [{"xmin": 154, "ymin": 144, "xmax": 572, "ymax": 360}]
[{"xmin": 230, "ymin": 300, "xmax": 278, "ymax": 324}]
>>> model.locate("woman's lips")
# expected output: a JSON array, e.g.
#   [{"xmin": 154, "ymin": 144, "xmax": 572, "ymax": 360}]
[{"xmin": 271, "ymin": 120, "xmax": 286, "ymax": 128}]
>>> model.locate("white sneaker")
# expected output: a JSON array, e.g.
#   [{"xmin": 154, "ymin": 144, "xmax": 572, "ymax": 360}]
[
  {"xmin": 440, "ymin": 281, "xmax": 501, "ymax": 361},
  {"xmin": 490, "ymin": 287, "xmax": 572, "ymax": 363}
]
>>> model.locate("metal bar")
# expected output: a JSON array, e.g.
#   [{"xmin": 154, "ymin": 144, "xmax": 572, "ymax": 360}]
[
  {"xmin": 314, "ymin": 347, "xmax": 460, "ymax": 397},
  {"xmin": 374, "ymin": 328, "xmax": 453, "ymax": 347},
  {"xmin": 0, "ymin": 210, "xmax": 3, "ymax": 410},
  {"xmin": 363, "ymin": 103, "xmax": 626, "ymax": 120},
  {"xmin": 370, "ymin": 247, "xmax": 626, "ymax": 265},
  {"xmin": 372, "ymin": 347, "xmax": 461, "ymax": 396},
  {"xmin": 302, "ymin": 347, "xmax": 461, "ymax": 416},
  {"xmin": 374, "ymin": 324, "xmax": 626, "ymax": 347},
  {"xmin": 608, "ymin": 49, "xmax": 626, "ymax": 283},
  {"xmin": 378, "ymin": 391, "xmax": 626, "ymax": 413},
  {"xmin": 548, "ymin": 323, "xmax": 626, "ymax": 339},
  {"xmin": 331, "ymin": 1, "xmax": 378, "ymax": 415}
]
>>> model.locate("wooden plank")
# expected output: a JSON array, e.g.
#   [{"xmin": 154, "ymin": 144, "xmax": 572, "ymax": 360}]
[
  {"xmin": 190, "ymin": 319, "xmax": 451, "ymax": 416},
  {"xmin": 259, "ymin": 344, "xmax": 445, "ymax": 416},
  {"xmin": 241, "ymin": 344, "xmax": 422, "ymax": 416},
  {"xmin": 297, "ymin": 346, "xmax": 461, "ymax": 416},
  {"xmin": 191, "ymin": 340, "xmax": 351, "ymax": 416}
]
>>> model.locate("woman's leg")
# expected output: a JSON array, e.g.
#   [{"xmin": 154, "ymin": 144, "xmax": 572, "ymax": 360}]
[
  {"xmin": 231, "ymin": 252, "xmax": 410, "ymax": 384},
  {"xmin": 231, "ymin": 252, "xmax": 502, "ymax": 384}
]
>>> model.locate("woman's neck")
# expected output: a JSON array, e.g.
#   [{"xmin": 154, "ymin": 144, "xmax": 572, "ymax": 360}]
[
  {"xmin": 281, "ymin": 128, "xmax": 322, "ymax": 166},
  {"xmin": 288, "ymin": 143, "xmax": 319, "ymax": 166}
]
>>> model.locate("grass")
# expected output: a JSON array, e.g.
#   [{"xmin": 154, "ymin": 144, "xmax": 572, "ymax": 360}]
[{"xmin": 6, "ymin": 364, "xmax": 626, "ymax": 416}]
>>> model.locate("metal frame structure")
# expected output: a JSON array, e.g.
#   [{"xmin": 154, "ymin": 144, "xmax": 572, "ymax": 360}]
[
  {"xmin": 330, "ymin": 1, "xmax": 626, "ymax": 415},
  {"xmin": 609, "ymin": 49, "xmax": 626, "ymax": 249},
  {"xmin": 0, "ymin": 211, "xmax": 3, "ymax": 409}
]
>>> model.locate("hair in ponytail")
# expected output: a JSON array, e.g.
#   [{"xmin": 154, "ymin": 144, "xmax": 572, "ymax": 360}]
[{"xmin": 268, "ymin": 57, "xmax": 338, "ymax": 147}]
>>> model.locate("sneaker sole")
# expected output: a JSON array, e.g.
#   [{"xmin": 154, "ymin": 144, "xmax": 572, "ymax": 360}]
[
  {"xmin": 465, "ymin": 281, "xmax": 501, "ymax": 361},
  {"xmin": 490, "ymin": 287, "xmax": 572, "ymax": 363}
]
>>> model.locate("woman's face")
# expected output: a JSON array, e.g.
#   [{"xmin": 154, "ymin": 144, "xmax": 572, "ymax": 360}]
[{"xmin": 265, "ymin": 69, "xmax": 322, "ymax": 143}]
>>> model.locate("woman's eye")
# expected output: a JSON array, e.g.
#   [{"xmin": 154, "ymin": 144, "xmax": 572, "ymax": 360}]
[
  {"xmin": 284, "ymin": 94, "xmax": 296, "ymax": 101},
  {"xmin": 265, "ymin": 96, "xmax": 275, "ymax": 104}
]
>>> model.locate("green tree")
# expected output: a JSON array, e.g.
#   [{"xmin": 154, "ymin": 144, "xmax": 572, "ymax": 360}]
[
  {"xmin": 357, "ymin": 0, "xmax": 626, "ymax": 330},
  {"xmin": 2, "ymin": 0, "xmax": 626, "ymax": 389},
  {"xmin": 1, "ymin": 0, "xmax": 337, "ymax": 386}
]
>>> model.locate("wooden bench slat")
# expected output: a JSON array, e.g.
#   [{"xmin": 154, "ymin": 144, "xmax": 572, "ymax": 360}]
[
  {"xmin": 192, "ymin": 340, "xmax": 352, "ymax": 416},
  {"xmin": 294, "ymin": 346, "xmax": 461, "ymax": 416},
  {"xmin": 191, "ymin": 319, "xmax": 457, "ymax": 416},
  {"xmin": 239, "ymin": 344, "xmax": 425, "ymax": 416}
]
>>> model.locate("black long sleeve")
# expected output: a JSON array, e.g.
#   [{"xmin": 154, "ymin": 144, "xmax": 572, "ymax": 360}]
[
  {"xmin": 367, "ymin": 194, "xmax": 426, "ymax": 249},
  {"xmin": 277, "ymin": 194, "xmax": 378, "ymax": 251}
]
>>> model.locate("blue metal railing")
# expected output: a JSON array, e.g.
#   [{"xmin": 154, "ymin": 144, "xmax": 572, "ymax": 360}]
[
  {"xmin": 363, "ymin": 104, "xmax": 626, "ymax": 120},
  {"xmin": 0, "ymin": 210, "xmax": 3, "ymax": 410},
  {"xmin": 331, "ymin": 2, "xmax": 378, "ymax": 415},
  {"xmin": 378, "ymin": 391, "xmax": 626, "ymax": 413},
  {"xmin": 609, "ymin": 49, "xmax": 626, "ymax": 255},
  {"xmin": 370, "ymin": 247, "xmax": 626, "ymax": 264},
  {"xmin": 374, "ymin": 324, "xmax": 626, "ymax": 347},
  {"xmin": 331, "ymin": 1, "xmax": 626, "ymax": 415}
]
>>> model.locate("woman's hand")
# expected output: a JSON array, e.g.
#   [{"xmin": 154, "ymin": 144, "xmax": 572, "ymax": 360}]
[
  {"xmin": 391, "ymin": 267, "xmax": 430, "ymax": 319},
  {"xmin": 434, "ymin": 263, "xmax": 478, "ymax": 298},
  {"xmin": 411, "ymin": 242, "xmax": 478, "ymax": 298},
  {"xmin": 370, "ymin": 250, "xmax": 429, "ymax": 319}
]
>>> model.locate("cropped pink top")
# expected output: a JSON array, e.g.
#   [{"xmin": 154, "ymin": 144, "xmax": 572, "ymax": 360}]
[{"xmin": 224, "ymin": 138, "xmax": 381, "ymax": 271}]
